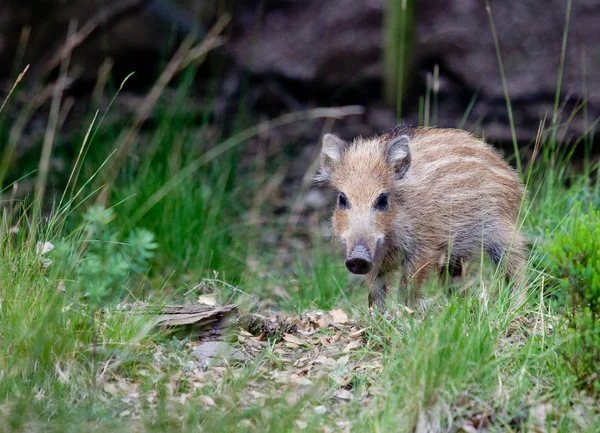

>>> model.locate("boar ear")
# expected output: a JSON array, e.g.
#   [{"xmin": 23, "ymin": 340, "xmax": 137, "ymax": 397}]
[
  {"xmin": 314, "ymin": 134, "xmax": 347, "ymax": 184},
  {"xmin": 386, "ymin": 134, "xmax": 411, "ymax": 179}
]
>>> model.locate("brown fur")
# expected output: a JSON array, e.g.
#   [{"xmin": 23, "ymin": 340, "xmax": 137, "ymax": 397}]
[{"xmin": 316, "ymin": 126, "xmax": 527, "ymax": 309}]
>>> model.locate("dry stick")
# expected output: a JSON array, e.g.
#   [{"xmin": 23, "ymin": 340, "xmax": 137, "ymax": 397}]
[
  {"xmin": 530, "ymin": 115, "xmax": 546, "ymax": 173},
  {"xmin": 34, "ymin": 21, "xmax": 77, "ymax": 220},
  {"xmin": 92, "ymin": 59, "xmax": 114, "ymax": 105},
  {"xmin": 8, "ymin": 183, "xmax": 19, "ymax": 222},
  {"xmin": 96, "ymin": 15, "xmax": 230, "ymax": 206},
  {"xmin": 550, "ymin": 0, "xmax": 572, "ymax": 156},
  {"xmin": 60, "ymin": 74, "xmax": 136, "ymax": 213},
  {"xmin": 42, "ymin": 0, "xmax": 206, "ymax": 78},
  {"xmin": 0, "ymin": 64, "xmax": 29, "ymax": 189},
  {"xmin": 0, "ymin": 77, "xmax": 74, "ymax": 196},
  {"xmin": 286, "ymin": 116, "xmax": 336, "ymax": 232},
  {"xmin": 57, "ymin": 110, "xmax": 100, "ymax": 213},
  {"xmin": 0, "ymin": 65, "xmax": 29, "ymax": 115},
  {"xmin": 248, "ymin": 116, "xmax": 271, "ymax": 223},
  {"xmin": 57, "ymin": 97, "xmax": 75, "ymax": 131},
  {"xmin": 423, "ymin": 71, "xmax": 431, "ymax": 127},
  {"xmin": 4, "ymin": 1, "xmax": 149, "ymax": 188},
  {"xmin": 128, "ymin": 105, "xmax": 365, "ymax": 227},
  {"xmin": 97, "ymin": 35, "xmax": 194, "ymax": 192},
  {"xmin": 8, "ymin": 26, "xmax": 31, "ymax": 87},
  {"xmin": 485, "ymin": 1, "xmax": 522, "ymax": 175}
]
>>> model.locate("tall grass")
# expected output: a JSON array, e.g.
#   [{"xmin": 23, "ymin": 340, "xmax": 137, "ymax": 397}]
[
  {"xmin": 384, "ymin": 0, "xmax": 415, "ymax": 119},
  {"xmin": 0, "ymin": 1, "xmax": 599, "ymax": 430}
]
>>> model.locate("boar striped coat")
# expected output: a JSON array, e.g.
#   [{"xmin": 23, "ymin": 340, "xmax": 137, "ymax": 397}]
[{"xmin": 315, "ymin": 126, "xmax": 526, "ymax": 309}]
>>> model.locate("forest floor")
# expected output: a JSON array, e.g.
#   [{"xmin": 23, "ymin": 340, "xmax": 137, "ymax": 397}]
[{"xmin": 1, "ymin": 35, "xmax": 600, "ymax": 432}]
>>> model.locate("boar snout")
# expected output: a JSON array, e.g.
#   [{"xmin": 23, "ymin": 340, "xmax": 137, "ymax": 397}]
[{"xmin": 345, "ymin": 244, "xmax": 373, "ymax": 275}]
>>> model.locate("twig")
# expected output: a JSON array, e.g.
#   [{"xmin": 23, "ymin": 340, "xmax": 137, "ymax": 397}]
[
  {"xmin": 286, "ymin": 117, "xmax": 336, "ymax": 231},
  {"xmin": 0, "ymin": 65, "xmax": 29, "ymax": 115},
  {"xmin": 0, "ymin": 76, "xmax": 75, "ymax": 189},
  {"xmin": 34, "ymin": 21, "xmax": 77, "ymax": 219},
  {"xmin": 96, "ymin": 15, "xmax": 231, "ymax": 206},
  {"xmin": 127, "ymin": 105, "xmax": 365, "ymax": 226},
  {"xmin": 92, "ymin": 59, "xmax": 114, "ymax": 104}
]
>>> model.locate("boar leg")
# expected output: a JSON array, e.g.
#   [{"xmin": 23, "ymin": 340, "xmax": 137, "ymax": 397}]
[
  {"xmin": 439, "ymin": 255, "xmax": 464, "ymax": 284},
  {"xmin": 399, "ymin": 253, "xmax": 439, "ymax": 308},
  {"xmin": 368, "ymin": 276, "xmax": 388, "ymax": 310},
  {"xmin": 486, "ymin": 232, "xmax": 527, "ymax": 308}
]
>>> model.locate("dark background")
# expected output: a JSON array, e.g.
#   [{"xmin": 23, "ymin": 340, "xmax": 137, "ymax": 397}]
[{"xmin": 0, "ymin": 0, "xmax": 598, "ymax": 174}]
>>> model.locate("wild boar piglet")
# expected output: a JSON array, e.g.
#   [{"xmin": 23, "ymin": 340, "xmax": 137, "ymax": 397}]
[{"xmin": 315, "ymin": 126, "xmax": 527, "ymax": 309}]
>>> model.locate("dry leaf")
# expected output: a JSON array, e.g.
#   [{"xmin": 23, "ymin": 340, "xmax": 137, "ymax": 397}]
[
  {"xmin": 337, "ymin": 355, "xmax": 350, "ymax": 366},
  {"xmin": 292, "ymin": 377, "xmax": 313, "ymax": 387},
  {"xmin": 459, "ymin": 424, "xmax": 478, "ymax": 433},
  {"xmin": 315, "ymin": 369, "xmax": 329, "ymax": 380},
  {"xmin": 329, "ymin": 308, "xmax": 349, "ymax": 324},
  {"xmin": 333, "ymin": 389, "xmax": 354, "ymax": 401},
  {"xmin": 198, "ymin": 295, "xmax": 217, "ymax": 306},
  {"xmin": 320, "ymin": 336, "xmax": 333, "ymax": 346},
  {"xmin": 286, "ymin": 393, "xmax": 300, "ymax": 406},
  {"xmin": 348, "ymin": 328, "xmax": 365, "ymax": 338},
  {"xmin": 248, "ymin": 389, "xmax": 267, "ymax": 398},
  {"xmin": 198, "ymin": 395, "xmax": 216, "ymax": 407},
  {"xmin": 316, "ymin": 355, "xmax": 337, "ymax": 370},
  {"xmin": 283, "ymin": 334, "xmax": 307, "ymax": 346},
  {"xmin": 533, "ymin": 402, "xmax": 552, "ymax": 431},
  {"xmin": 36, "ymin": 241, "xmax": 54, "ymax": 255},
  {"xmin": 317, "ymin": 316, "xmax": 329, "ymax": 328},
  {"xmin": 343, "ymin": 341, "xmax": 362, "ymax": 353},
  {"xmin": 336, "ymin": 421, "xmax": 352, "ymax": 433},
  {"xmin": 314, "ymin": 405, "xmax": 327, "ymax": 415},
  {"xmin": 104, "ymin": 383, "xmax": 119, "ymax": 396},
  {"xmin": 295, "ymin": 420, "xmax": 308, "ymax": 430},
  {"xmin": 273, "ymin": 286, "xmax": 292, "ymax": 300}
]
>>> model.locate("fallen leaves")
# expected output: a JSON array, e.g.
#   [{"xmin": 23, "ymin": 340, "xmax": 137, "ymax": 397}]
[
  {"xmin": 333, "ymin": 389, "xmax": 354, "ymax": 401},
  {"xmin": 283, "ymin": 333, "xmax": 309, "ymax": 347},
  {"xmin": 320, "ymin": 308, "xmax": 349, "ymax": 326},
  {"xmin": 99, "ymin": 305, "xmax": 380, "ymax": 426},
  {"xmin": 342, "ymin": 340, "xmax": 362, "ymax": 353}
]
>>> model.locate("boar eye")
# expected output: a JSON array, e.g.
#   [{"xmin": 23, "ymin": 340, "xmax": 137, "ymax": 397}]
[
  {"xmin": 375, "ymin": 193, "xmax": 389, "ymax": 211},
  {"xmin": 337, "ymin": 193, "xmax": 348, "ymax": 209}
]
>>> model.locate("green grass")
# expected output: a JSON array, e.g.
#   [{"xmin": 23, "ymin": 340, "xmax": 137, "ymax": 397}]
[
  {"xmin": 285, "ymin": 243, "xmax": 352, "ymax": 311},
  {"xmin": 1, "ymin": 5, "xmax": 600, "ymax": 430},
  {"xmin": 2, "ymin": 116, "xmax": 599, "ymax": 431}
]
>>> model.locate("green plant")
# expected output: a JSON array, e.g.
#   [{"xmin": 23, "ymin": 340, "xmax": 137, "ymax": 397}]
[
  {"xmin": 547, "ymin": 203, "xmax": 600, "ymax": 392},
  {"xmin": 384, "ymin": 0, "xmax": 415, "ymax": 118},
  {"xmin": 54, "ymin": 205, "xmax": 157, "ymax": 306},
  {"xmin": 285, "ymin": 243, "xmax": 351, "ymax": 311}
]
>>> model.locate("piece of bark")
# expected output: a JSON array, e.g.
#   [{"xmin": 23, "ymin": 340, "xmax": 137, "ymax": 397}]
[
  {"xmin": 133, "ymin": 303, "xmax": 300, "ymax": 342},
  {"xmin": 133, "ymin": 303, "xmax": 238, "ymax": 340},
  {"xmin": 146, "ymin": 304, "xmax": 237, "ymax": 326}
]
